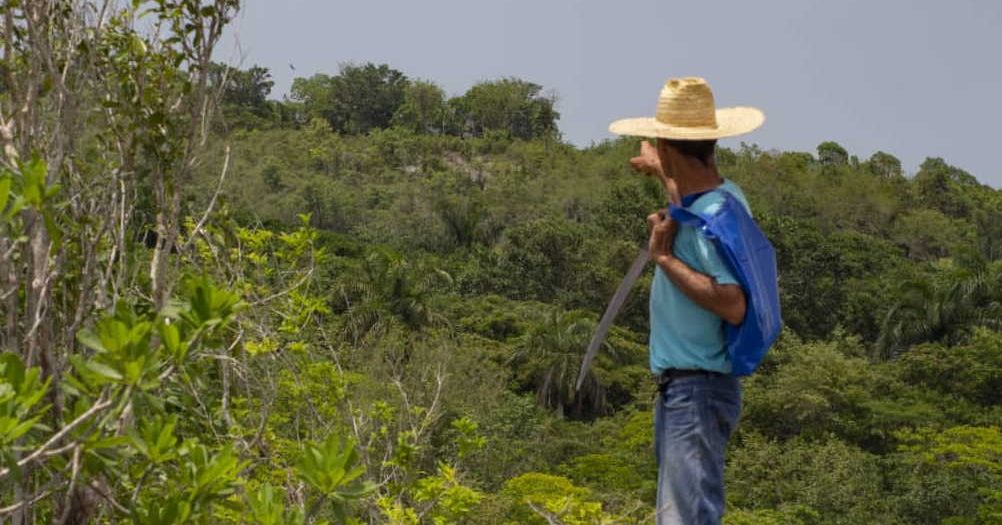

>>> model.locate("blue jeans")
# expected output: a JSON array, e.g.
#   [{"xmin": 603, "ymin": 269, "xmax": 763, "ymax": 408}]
[{"xmin": 654, "ymin": 373, "xmax": 742, "ymax": 525}]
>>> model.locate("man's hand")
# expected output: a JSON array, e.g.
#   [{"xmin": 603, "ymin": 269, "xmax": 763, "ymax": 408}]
[
  {"xmin": 630, "ymin": 140, "xmax": 663, "ymax": 177},
  {"xmin": 647, "ymin": 209, "xmax": 677, "ymax": 260},
  {"xmin": 630, "ymin": 140, "xmax": 679, "ymax": 204},
  {"xmin": 648, "ymin": 211, "xmax": 747, "ymax": 325}
]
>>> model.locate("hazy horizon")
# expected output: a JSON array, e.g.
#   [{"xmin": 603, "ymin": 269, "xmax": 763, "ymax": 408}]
[{"xmin": 222, "ymin": 0, "xmax": 1002, "ymax": 187}]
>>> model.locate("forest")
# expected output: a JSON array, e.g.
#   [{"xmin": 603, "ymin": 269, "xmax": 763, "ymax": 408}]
[{"xmin": 0, "ymin": 2, "xmax": 999, "ymax": 524}]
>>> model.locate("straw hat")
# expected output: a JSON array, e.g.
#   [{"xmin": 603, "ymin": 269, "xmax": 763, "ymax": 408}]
[{"xmin": 609, "ymin": 77, "xmax": 764, "ymax": 140}]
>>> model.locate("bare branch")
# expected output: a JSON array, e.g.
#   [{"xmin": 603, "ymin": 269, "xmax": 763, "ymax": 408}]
[
  {"xmin": 86, "ymin": 478, "xmax": 129, "ymax": 515},
  {"xmin": 182, "ymin": 144, "xmax": 231, "ymax": 252},
  {"xmin": 0, "ymin": 488, "xmax": 52, "ymax": 517},
  {"xmin": 0, "ymin": 396, "xmax": 112, "ymax": 479},
  {"xmin": 527, "ymin": 502, "xmax": 566, "ymax": 525},
  {"xmin": 55, "ymin": 445, "xmax": 83, "ymax": 525},
  {"xmin": 248, "ymin": 266, "xmax": 315, "ymax": 307}
]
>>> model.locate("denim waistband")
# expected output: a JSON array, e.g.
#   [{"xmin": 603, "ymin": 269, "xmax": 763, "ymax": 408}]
[{"xmin": 656, "ymin": 369, "xmax": 732, "ymax": 392}]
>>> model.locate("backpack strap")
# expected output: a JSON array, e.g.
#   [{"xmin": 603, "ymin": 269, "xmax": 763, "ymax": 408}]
[
  {"xmin": 668, "ymin": 187, "xmax": 744, "ymax": 233},
  {"xmin": 668, "ymin": 187, "xmax": 729, "ymax": 233},
  {"xmin": 668, "ymin": 204, "xmax": 706, "ymax": 226}
]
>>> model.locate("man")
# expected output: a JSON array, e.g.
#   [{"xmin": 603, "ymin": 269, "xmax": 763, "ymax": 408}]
[{"xmin": 608, "ymin": 77, "xmax": 766, "ymax": 524}]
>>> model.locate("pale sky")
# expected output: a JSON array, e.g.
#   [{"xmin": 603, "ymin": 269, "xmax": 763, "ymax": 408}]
[{"xmin": 223, "ymin": 0, "xmax": 1002, "ymax": 187}]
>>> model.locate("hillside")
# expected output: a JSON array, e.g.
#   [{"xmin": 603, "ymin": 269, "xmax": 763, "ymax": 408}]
[
  {"xmin": 183, "ymin": 112, "xmax": 1002, "ymax": 523},
  {"xmin": 1, "ymin": 6, "xmax": 999, "ymax": 522}
]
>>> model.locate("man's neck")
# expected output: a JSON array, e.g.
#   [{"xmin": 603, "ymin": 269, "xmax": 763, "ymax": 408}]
[{"xmin": 674, "ymin": 163, "xmax": 723, "ymax": 199}]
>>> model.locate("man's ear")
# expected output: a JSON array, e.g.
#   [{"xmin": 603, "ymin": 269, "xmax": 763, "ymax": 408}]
[
  {"xmin": 655, "ymin": 139, "xmax": 674, "ymax": 172},
  {"xmin": 656, "ymin": 138, "xmax": 672, "ymax": 160}
]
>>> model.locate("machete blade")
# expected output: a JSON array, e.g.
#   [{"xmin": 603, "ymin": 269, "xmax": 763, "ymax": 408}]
[{"xmin": 576, "ymin": 247, "xmax": 650, "ymax": 391}]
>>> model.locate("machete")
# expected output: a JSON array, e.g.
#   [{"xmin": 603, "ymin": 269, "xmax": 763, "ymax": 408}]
[{"xmin": 575, "ymin": 247, "xmax": 649, "ymax": 391}]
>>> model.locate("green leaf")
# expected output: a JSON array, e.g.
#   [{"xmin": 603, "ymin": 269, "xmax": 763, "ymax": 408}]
[
  {"xmin": 16, "ymin": 375, "xmax": 50, "ymax": 414},
  {"xmin": 124, "ymin": 360, "xmax": 142, "ymax": 385},
  {"xmin": 19, "ymin": 156, "xmax": 48, "ymax": 207},
  {"xmin": 44, "ymin": 183, "xmax": 60, "ymax": 199},
  {"xmin": 21, "ymin": 185, "xmax": 39, "ymax": 206},
  {"xmin": 3, "ymin": 196, "xmax": 25, "ymax": 221},
  {"xmin": 1, "ymin": 353, "xmax": 26, "ymax": 386},
  {"xmin": 77, "ymin": 329, "xmax": 106, "ymax": 353},
  {"xmin": 0, "ymin": 415, "xmax": 40, "ymax": 443},
  {"xmin": 0, "ymin": 178, "xmax": 11, "ymax": 218},
  {"xmin": 129, "ymin": 35, "xmax": 148, "ymax": 56},
  {"xmin": 43, "ymin": 211, "xmax": 62, "ymax": 250},
  {"xmin": 159, "ymin": 322, "xmax": 187, "ymax": 363},
  {"xmin": 88, "ymin": 435, "xmax": 130, "ymax": 451},
  {"xmin": 85, "ymin": 361, "xmax": 123, "ymax": 382}
]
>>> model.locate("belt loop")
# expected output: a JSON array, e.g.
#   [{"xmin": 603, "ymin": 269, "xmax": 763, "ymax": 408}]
[{"xmin": 656, "ymin": 373, "xmax": 672, "ymax": 394}]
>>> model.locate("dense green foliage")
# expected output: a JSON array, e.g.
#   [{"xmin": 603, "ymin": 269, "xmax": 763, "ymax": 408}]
[
  {"xmin": 283, "ymin": 65, "xmax": 559, "ymax": 141},
  {"xmin": 182, "ymin": 68, "xmax": 1002, "ymax": 521},
  {"xmin": 1, "ymin": 3, "xmax": 999, "ymax": 523}
]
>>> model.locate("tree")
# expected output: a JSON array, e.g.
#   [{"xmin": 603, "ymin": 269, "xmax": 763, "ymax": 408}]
[
  {"xmin": 741, "ymin": 335, "xmax": 888, "ymax": 443},
  {"xmin": 727, "ymin": 434, "xmax": 896, "ymax": 524},
  {"xmin": 0, "ymin": 0, "xmax": 239, "ymax": 416},
  {"xmin": 760, "ymin": 215, "xmax": 904, "ymax": 340},
  {"xmin": 337, "ymin": 249, "xmax": 449, "ymax": 344},
  {"xmin": 454, "ymin": 78, "xmax": 559, "ymax": 140},
  {"xmin": 209, "ymin": 63, "xmax": 274, "ymax": 110},
  {"xmin": 817, "ymin": 141, "xmax": 849, "ymax": 167},
  {"xmin": 973, "ymin": 194, "xmax": 1002, "ymax": 261},
  {"xmin": 866, "ymin": 151, "xmax": 903, "ymax": 179},
  {"xmin": 291, "ymin": 63, "xmax": 410, "ymax": 134},
  {"xmin": 513, "ymin": 308, "xmax": 611, "ymax": 418},
  {"xmin": 913, "ymin": 157, "xmax": 978, "ymax": 218},
  {"xmin": 890, "ymin": 208, "xmax": 973, "ymax": 260},
  {"xmin": 290, "ymin": 72, "xmax": 336, "ymax": 125},
  {"xmin": 498, "ymin": 472, "xmax": 618, "ymax": 524},
  {"xmin": 897, "ymin": 329, "xmax": 1002, "ymax": 407},
  {"xmin": 497, "ymin": 217, "xmax": 588, "ymax": 303},
  {"xmin": 0, "ymin": 4, "xmax": 369, "ymax": 522},
  {"xmin": 330, "ymin": 63, "xmax": 409, "ymax": 134},
  {"xmin": 392, "ymin": 80, "xmax": 447, "ymax": 134},
  {"xmin": 878, "ymin": 259, "xmax": 1002, "ymax": 356},
  {"xmin": 209, "ymin": 63, "xmax": 284, "ymax": 129},
  {"xmin": 434, "ymin": 195, "xmax": 490, "ymax": 249},
  {"xmin": 518, "ymin": 309, "xmax": 592, "ymax": 416},
  {"xmin": 893, "ymin": 426, "xmax": 1002, "ymax": 524}
]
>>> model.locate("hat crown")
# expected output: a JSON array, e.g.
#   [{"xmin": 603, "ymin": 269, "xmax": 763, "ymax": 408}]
[{"xmin": 655, "ymin": 77, "xmax": 718, "ymax": 129}]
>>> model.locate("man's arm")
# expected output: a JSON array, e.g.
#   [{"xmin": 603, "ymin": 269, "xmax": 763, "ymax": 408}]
[
  {"xmin": 631, "ymin": 140, "xmax": 680, "ymax": 205},
  {"xmin": 648, "ymin": 212, "xmax": 747, "ymax": 325},
  {"xmin": 654, "ymin": 253, "xmax": 746, "ymax": 325}
]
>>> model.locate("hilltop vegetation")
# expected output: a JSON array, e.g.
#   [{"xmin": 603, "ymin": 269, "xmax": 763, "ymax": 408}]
[{"xmin": 1, "ymin": 3, "xmax": 999, "ymax": 524}]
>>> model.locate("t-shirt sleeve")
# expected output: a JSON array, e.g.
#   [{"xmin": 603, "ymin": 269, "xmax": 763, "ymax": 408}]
[{"xmin": 692, "ymin": 233, "xmax": 740, "ymax": 286}]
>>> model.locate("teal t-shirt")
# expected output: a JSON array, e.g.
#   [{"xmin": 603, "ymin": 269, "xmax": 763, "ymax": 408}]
[{"xmin": 649, "ymin": 179, "xmax": 751, "ymax": 374}]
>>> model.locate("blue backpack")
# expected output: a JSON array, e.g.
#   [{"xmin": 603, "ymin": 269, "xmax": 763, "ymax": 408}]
[{"xmin": 669, "ymin": 190, "xmax": 782, "ymax": 376}]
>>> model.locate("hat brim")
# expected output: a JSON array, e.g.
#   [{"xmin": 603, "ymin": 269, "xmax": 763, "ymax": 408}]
[{"xmin": 609, "ymin": 106, "xmax": 764, "ymax": 140}]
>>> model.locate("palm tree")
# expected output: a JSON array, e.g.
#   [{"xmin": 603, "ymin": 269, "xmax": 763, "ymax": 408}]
[
  {"xmin": 435, "ymin": 196, "xmax": 487, "ymax": 248},
  {"xmin": 514, "ymin": 308, "xmax": 617, "ymax": 418},
  {"xmin": 878, "ymin": 258, "xmax": 1002, "ymax": 357},
  {"xmin": 338, "ymin": 249, "xmax": 450, "ymax": 345}
]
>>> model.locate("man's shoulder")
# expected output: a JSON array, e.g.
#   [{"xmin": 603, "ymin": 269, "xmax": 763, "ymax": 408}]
[{"xmin": 690, "ymin": 180, "xmax": 751, "ymax": 217}]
